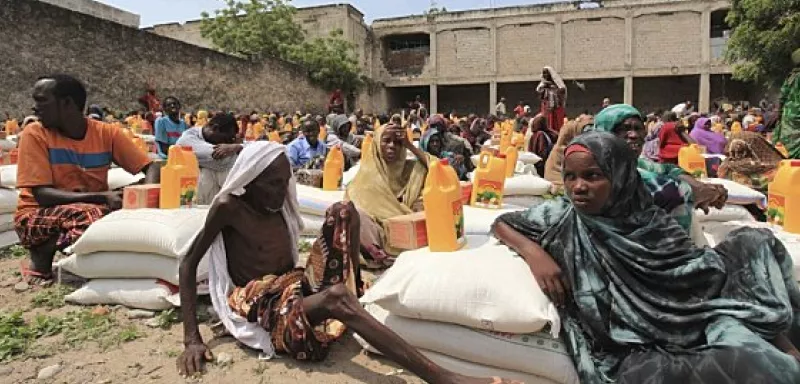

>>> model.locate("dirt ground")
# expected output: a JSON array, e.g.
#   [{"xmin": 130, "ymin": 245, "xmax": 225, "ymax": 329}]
[{"xmin": 0, "ymin": 251, "xmax": 426, "ymax": 384}]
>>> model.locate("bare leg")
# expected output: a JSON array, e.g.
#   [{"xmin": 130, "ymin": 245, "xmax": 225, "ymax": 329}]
[
  {"xmin": 25, "ymin": 235, "xmax": 58, "ymax": 285},
  {"xmin": 303, "ymin": 285, "xmax": 521, "ymax": 384}
]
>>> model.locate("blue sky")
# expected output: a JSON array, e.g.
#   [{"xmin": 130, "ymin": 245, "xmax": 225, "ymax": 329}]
[{"xmin": 97, "ymin": 0, "xmax": 553, "ymax": 27}]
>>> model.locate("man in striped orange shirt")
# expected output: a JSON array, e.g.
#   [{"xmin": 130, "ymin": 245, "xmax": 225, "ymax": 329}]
[{"xmin": 16, "ymin": 74, "xmax": 159, "ymax": 286}]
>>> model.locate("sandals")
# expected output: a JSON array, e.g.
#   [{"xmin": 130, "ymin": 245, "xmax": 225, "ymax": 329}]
[{"xmin": 19, "ymin": 261, "xmax": 54, "ymax": 287}]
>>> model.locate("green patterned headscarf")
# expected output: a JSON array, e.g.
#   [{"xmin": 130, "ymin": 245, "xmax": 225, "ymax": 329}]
[{"xmin": 592, "ymin": 104, "xmax": 643, "ymax": 133}]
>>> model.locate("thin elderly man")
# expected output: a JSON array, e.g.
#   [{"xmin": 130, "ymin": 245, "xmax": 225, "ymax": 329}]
[{"xmin": 176, "ymin": 141, "xmax": 519, "ymax": 384}]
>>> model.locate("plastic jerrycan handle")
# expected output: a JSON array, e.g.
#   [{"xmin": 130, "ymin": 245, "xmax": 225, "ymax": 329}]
[{"xmin": 479, "ymin": 152, "xmax": 490, "ymax": 168}]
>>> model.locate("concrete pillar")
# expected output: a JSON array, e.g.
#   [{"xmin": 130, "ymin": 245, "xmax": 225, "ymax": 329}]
[
  {"xmin": 624, "ymin": 75, "xmax": 634, "ymax": 105},
  {"xmin": 430, "ymin": 28, "xmax": 438, "ymax": 78},
  {"xmin": 624, "ymin": 15, "xmax": 633, "ymax": 70},
  {"xmin": 700, "ymin": 10, "xmax": 711, "ymax": 66},
  {"xmin": 489, "ymin": 81, "xmax": 498, "ymax": 116},
  {"xmin": 699, "ymin": 73, "xmax": 711, "ymax": 113},
  {"xmin": 554, "ymin": 18, "xmax": 563, "ymax": 72},
  {"xmin": 430, "ymin": 83, "xmax": 438, "ymax": 115},
  {"xmin": 699, "ymin": 9, "xmax": 711, "ymax": 113},
  {"xmin": 490, "ymin": 23, "xmax": 498, "ymax": 75}
]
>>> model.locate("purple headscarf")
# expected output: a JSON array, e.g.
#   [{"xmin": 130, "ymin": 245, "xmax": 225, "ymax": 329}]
[{"xmin": 690, "ymin": 117, "xmax": 727, "ymax": 154}]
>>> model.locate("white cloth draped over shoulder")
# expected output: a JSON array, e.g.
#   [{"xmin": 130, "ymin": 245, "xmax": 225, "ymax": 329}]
[{"xmin": 200, "ymin": 141, "xmax": 304, "ymax": 357}]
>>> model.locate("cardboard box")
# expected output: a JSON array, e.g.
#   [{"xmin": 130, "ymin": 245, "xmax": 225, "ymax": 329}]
[
  {"xmin": 123, "ymin": 184, "xmax": 161, "ymax": 209},
  {"xmin": 295, "ymin": 169, "xmax": 324, "ymax": 188},
  {"xmin": 385, "ymin": 212, "xmax": 428, "ymax": 250}
]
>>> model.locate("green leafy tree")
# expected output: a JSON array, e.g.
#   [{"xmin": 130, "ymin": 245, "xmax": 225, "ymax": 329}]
[
  {"xmin": 287, "ymin": 30, "xmax": 364, "ymax": 94},
  {"xmin": 200, "ymin": 0, "xmax": 305, "ymax": 59},
  {"xmin": 725, "ymin": 0, "xmax": 800, "ymax": 87},
  {"xmin": 200, "ymin": 0, "xmax": 363, "ymax": 94}
]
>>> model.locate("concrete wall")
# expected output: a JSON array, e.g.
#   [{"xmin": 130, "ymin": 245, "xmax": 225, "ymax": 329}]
[
  {"xmin": 37, "ymin": 0, "xmax": 140, "ymax": 27},
  {"xmin": 562, "ymin": 17, "xmax": 626, "ymax": 73},
  {"xmin": 0, "ymin": 0, "xmax": 328, "ymax": 117},
  {"xmin": 496, "ymin": 23, "xmax": 555, "ymax": 76}
]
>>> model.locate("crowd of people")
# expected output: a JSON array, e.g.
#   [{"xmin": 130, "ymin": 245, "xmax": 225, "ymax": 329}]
[{"xmin": 2, "ymin": 48, "xmax": 799, "ymax": 384}]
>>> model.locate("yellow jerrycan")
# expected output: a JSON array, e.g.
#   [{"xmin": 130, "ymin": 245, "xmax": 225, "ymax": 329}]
[
  {"xmin": 178, "ymin": 146, "xmax": 200, "ymax": 207},
  {"xmin": 471, "ymin": 152, "xmax": 507, "ymax": 209},
  {"xmin": 423, "ymin": 158, "xmax": 466, "ymax": 252},
  {"xmin": 361, "ymin": 132, "xmax": 374, "ymax": 162},
  {"xmin": 768, "ymin": 160, "xmax": 800, "ymax": 234},
  {"xmin": 160, "ymin": 146, "xmax": 188, "ymax": 209},
  {"xmin": 678, "ymin": 144, "xmax": 707, "ymax": 178},
  {"xmin": 322, "ymin": 145, "xmax": 345, "ymax": 191},
  {"xmin": 731, "ymin": 121, "xmax": 743, "ymax": 135},
  {"xmin": 268, "ymin": 130, "xmax": 281, "ymax": 143},
  {"xmin": 504, "ymin": 145, "xmax": 519, "ymax": 178},
  {"xmin": 319, "ymin": 125, "xmax": 328, "ymax": 142}
]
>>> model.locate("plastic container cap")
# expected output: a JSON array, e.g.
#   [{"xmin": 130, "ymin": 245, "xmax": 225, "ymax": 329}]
[
  {"xmin": 440, "ymin": 158, "xmax": 450, "ymax": 166},
  {"xmin": 496, "ymin": 153, "xmax": 507, "ymax": 159}
]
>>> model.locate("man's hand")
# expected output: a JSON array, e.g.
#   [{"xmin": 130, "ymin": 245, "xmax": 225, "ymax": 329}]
[
  {"xmin": 212, "ymin": 144, "xmax": 242, "ymax": 160},
  {"xmin": 103, "ymin": 190, "xmax": 123, "ymax": 211},
  {"xmin": 452, "ymin": 154, "xmax": 465, "ymax": 166},
  {"xmin": 177, "ymin": 343, "xmax": 214, "ymax": 377}
]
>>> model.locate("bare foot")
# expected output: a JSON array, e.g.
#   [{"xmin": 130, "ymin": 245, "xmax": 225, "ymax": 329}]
[{"xmin": 19, "ymin": 261, "xmax": 54, "ymax": 287}]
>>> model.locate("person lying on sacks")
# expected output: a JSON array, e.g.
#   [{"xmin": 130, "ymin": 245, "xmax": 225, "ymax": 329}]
[
  {"xmin": 176, "ymin": 113, "xmax": 243, "ymax": 205},
  {"xmin": 16, "ymin": 75, "xmax": 159, "ymax": 286},
  {"xmin": 177, "ymin": 140, "xmax": 521, "ymax": 384},
  {"xmin": 493, "ymin": 132, "xmax": 800, "ymax": 384}
]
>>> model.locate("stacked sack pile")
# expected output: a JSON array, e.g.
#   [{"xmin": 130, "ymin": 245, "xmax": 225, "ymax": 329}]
[
  {"xmin": 59, "ymin": 144, "xmax": 211, "ymax": 310},
  {"xmin": 58, "ymin": 208, "xmax": 209, "ymax": 310},
  {"xmin": 357, "ymin": 237, "xmax": 580, "ymax": 384}
]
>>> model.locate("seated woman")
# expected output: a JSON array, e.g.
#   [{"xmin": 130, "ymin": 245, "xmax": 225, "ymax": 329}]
[
  {"xmin": 543, "ymin": 115, "xmax": 593, "ymax": 190},
  {"xmin": 690, "ymin": 117, "xmax": 727, "ymax": 155},
  {"xmin": 346, "ymin": 124, "xmax": 432, "ymax": 267},
  {"xmin": 526, "ymin": 114, "xmax": 558, "ymax": 178},
  {"xmin": 591, "ymin": 104, "xmax": 726, "ymax": 232},
  {"xmin": 420, "ymin": 115, "xmax": 473, "ymax": 180},
  {"xmin": 719, "ymin": 131, "xmax": 786, "ymax": 194},
  {"xmin": 494, "ymin": 132, "xmax": 800, "ymax": 384}
]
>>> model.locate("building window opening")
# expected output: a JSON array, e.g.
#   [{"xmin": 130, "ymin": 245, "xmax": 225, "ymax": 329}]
[{"xmin": 382, "ymin": 33, "xmax": 431, "ymax": 76}]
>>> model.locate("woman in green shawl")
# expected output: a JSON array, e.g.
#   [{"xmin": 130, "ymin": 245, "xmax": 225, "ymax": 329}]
[
  {"xmin": 774, "ymin": 48, "xmax": 800, "ymax": 159},
  {"xmin": 493, "ymin": 132, "xmax": 800, "ymax": 383},
  {"xmin": 591, "ymin": 104, "xmax": 727, "ymax": 232}
]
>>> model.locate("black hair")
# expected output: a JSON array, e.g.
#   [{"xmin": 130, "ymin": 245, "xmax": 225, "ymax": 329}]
[
  {"xmin": 163, "ymin": 96, "xmax": 181, "ymax": 106},
  {"xmin": 38, "ymin": 74, "xmax": 87, "ymax": 110},
  {"xmin": 377, "ymin": 114, "xmax": 390, "ymax": 125},
  {"xmin": 207, "ymin": 113, "xmax": 237, "ymax": 134},
  {"xmin": 302, "ymin": 119, "xmax": 320, "ymax": 132}
]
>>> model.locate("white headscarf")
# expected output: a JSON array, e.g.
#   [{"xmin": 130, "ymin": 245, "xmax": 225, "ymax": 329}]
[{"xmin": 205, "ymin": 141, "xmax": 304, "ymax": 357}]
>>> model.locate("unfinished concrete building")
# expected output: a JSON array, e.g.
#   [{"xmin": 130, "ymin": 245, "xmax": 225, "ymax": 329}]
[
  {"xmin": 147, "ymin": 0, "xmax": 753, "ymax": 116},
  {"xmin": 372, "ymin": 0, "xmax": 750, "ymax": 116}
]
